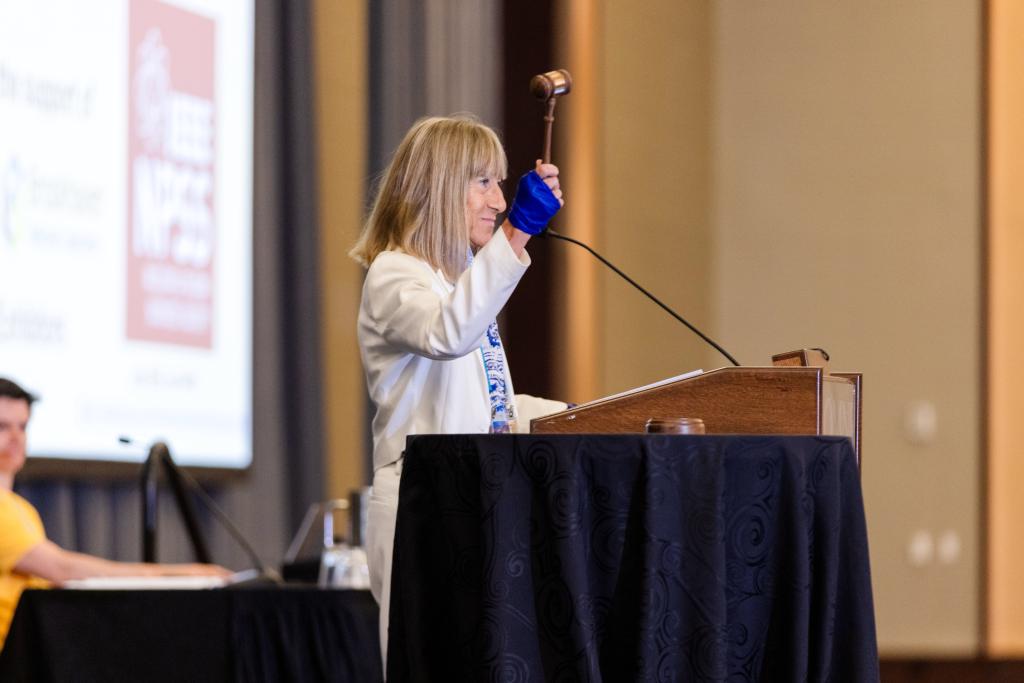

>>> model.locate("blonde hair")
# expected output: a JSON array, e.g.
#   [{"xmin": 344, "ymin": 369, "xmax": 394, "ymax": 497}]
[{"xmin": 350, "ymin": 115, "xmax": 508, "ymax": 282}]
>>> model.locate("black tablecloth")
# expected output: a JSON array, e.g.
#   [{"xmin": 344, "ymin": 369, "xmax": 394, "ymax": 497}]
[
  {"xmin": 389, "ymin": 434, "xmax": 878, "ymax": 682},
  {"xmin": 0, "ymin": 586, "xmax": 381, "ymax": 682}
]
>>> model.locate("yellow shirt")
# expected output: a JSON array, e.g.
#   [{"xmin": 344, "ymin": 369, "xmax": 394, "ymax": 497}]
[{"xmin": 0, "ymin": 490, "xmax": 49, "ymax": 649}]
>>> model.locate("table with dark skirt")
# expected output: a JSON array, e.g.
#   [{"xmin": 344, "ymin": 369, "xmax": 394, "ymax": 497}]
[
  {"xmin": 0, "ymin": 586, "xmax": 382, "ymax": 682},
  {"xmin": 388, "ymin": 433, "xmax": 878, "ymax": 682}
]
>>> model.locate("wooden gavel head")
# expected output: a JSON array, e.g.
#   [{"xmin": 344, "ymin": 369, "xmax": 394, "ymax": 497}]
[
  {"xmin": 531, "ymin": 69, "xmax": 572, "ymax": 164},
  {"xmin": 530, "ymin": 69, "xmax": 573, "ymax": 101}
]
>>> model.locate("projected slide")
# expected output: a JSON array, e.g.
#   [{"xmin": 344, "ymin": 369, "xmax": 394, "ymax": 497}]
[{"xmin": 0, "ymin": 0, "xmax": 254, "ymax": 468}]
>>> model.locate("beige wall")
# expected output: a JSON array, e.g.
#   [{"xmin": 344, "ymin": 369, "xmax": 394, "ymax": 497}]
[
  {"xmin": 596, "ymin": 2, "xmax": 718, "ymax": 399},
  {"xmin": 313, "ymin": 0, "xmax": 367, "ymax": 499},
  {"xmin": 553, "ymin": 0, "xmax": 604, "ymax": 403},
  {"xmin": 585, "ymin": 1, "xmax": 983, "ymax": 655},
  {"xmin": 712, "ymin": 2, "xmax": 982, "ymax": 654}
]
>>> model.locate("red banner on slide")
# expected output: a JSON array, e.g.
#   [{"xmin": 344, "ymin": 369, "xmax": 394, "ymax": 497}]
[{"xmin": 126, "ymin": 0, "xmax": 216, "ymax": 348}]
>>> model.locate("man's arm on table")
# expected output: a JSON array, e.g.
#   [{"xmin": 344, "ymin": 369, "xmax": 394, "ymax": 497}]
[{"xmin": 15, "ymin": 540, "xmax": 228, "ymax": 584}]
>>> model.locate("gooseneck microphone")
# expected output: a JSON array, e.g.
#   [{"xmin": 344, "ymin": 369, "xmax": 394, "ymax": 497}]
[
  {"xmin": 544, "ymin": 229, "xmax": 741, "ymax": 367},
  {"xmin": 140, "ymin": 440, "xmax": 211, "ymax": 564},
  {"xmin": 526, "ymin": 68, "xmax": 738, "ymax": 367},
  {"xmin": 120, "ymin": 436, "xmax": 282, "ymax": 584},
  {"xmin": 173, "ymin": 460, "xmax": 283, "ymax": 584}
]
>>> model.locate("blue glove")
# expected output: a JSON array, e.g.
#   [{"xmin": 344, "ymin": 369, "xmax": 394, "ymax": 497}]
[{"xmin": 507, "ymin": 171, "xmax": 561, "ymax": 235}]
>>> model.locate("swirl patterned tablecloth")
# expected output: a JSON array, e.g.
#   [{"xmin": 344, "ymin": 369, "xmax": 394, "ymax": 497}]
[{"xmin": 387, "ymin": 434, "xmax": 878, "ymax": 683}]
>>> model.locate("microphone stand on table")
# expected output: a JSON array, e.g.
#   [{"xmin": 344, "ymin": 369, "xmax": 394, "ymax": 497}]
[{"xmin": 134, "ymin": 439, "xmax": 282, "ymax": 585}]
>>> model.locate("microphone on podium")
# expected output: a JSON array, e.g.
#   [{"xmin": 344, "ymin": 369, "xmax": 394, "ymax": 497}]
[
  {"xmin": 526, "ymin": 68, "xmax": 740, "ymax": 367},
  {"xmin": 543, "ymin": 229, "xmax": 741, "ymax": 367}
]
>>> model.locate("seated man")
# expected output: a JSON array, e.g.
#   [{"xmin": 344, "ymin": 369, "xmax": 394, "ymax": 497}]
[{"xmin": 0, "ymin": 377, "xmax": 229, "ymax": 649}]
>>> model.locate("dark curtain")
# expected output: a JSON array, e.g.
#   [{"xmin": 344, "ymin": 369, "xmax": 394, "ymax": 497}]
[
  {"xmin": 500, "ymin": 0, "xmax": 558, "ymax": 400},
  {"xmin": 268, "ymin": 0, "xmax": 327, "ymax": 534}
]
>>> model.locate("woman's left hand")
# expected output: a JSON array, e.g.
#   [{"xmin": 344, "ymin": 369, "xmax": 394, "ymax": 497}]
[
  {"xmin": 534, "ymin": 160, "xmax": 564, "ymax": 207},
  {"xmin": 507, "ymin": 161, "xmax": 564, "ymax": 237}
]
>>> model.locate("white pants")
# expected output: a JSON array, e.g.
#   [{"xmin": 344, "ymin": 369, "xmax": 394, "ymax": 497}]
[{"xmin": 366, "ymin": 459, "xmax": 402, "ymax": 676}]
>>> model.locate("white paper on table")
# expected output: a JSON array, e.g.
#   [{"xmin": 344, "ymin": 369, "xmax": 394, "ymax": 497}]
[{"xmin": 62, "ymin": 575, "xmax": 229, "ymax": 590}]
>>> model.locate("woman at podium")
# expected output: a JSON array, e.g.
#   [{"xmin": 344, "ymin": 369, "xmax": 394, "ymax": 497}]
[{"xmin": 349, "ymin": 115, "xmax": 568, "ymax": 661}]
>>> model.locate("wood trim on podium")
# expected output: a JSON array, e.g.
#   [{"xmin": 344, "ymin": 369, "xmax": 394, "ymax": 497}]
[{"xmin": 531, "ymin": 366, "xmax": 862, "ymax": 466}]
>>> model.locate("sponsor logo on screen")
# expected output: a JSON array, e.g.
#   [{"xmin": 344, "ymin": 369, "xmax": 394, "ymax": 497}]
[
  {"xmin": 0, "ymin": 156, "xmax": 24, "ymax": 248},
  {"xmin": 127, "ymin": 0, "xmax": 215, "ymax": 348}
]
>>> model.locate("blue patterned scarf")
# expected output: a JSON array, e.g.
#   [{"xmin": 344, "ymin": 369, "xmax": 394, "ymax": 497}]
[{"xmin": 466, "ymin": 248, "xmax": 515, "ymax": 433}]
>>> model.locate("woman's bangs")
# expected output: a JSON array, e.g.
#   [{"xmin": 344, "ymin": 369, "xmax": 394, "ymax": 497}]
[{"xmin": 470, "ymin": 131, "xmax": 507, "ymax": 179}]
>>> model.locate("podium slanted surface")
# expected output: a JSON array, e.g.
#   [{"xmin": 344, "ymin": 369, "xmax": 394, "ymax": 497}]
[{"xmin": 531, "ymin": 366, "xmax": 862, "ymax": 465}]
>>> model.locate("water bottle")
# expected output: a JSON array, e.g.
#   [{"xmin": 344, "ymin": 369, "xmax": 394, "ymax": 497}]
[{"xmin": 490, "ymin": 403, "xmax": 517, "ymax": 434}]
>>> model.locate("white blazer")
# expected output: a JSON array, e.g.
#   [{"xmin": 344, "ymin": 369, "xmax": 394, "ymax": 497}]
[{"xmin": 357, "ymin": 228, "xmax": 566, "ymax": 473}]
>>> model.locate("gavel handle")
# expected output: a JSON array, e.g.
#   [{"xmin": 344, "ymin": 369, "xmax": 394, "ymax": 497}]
[{"xmin": 541, "ymin": 97, "xmax": 557, "ymax": 164}]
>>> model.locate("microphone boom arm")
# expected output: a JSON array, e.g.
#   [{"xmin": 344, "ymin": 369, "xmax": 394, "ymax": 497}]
[
  {"xmin": 137, "ymin": 439, "xmax": 281, "ymax": 582},
  {"xmin": 545, "ymin": 228, "xmax": 741, "ymax": 367},
  {"xmin": 141, "ymin": 441, "xmax": 212, "ymax": 564}
]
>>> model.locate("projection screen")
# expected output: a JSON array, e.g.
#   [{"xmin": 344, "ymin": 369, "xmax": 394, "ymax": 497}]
[{"xmin": 0, "ymin": 0, "xmax": 255, "ymax": 469}]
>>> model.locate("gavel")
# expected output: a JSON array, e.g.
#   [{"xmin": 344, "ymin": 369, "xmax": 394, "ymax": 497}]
[{"xmin": 530, "ymin": 69, "xmax": 572, "ymax": 164}]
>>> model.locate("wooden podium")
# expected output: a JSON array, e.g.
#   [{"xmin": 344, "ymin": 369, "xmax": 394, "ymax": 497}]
[{"xmin": 530, "ymin": 366, "xmax": 862, "ymax": 465}]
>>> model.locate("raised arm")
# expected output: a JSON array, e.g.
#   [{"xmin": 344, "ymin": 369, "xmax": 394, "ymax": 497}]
[
  {"xmin": 362, "ymin": 161, "xmax": 563, "ymax": 360},
  {"xmin": 363, "ymin": 230, "xmax": 530, "ymax": 360}
]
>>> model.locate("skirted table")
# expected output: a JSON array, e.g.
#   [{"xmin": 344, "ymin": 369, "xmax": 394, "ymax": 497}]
[
  {"xmin": 388, "ymin": 434, "xmax": 878, "ymax": 682},
  {"xmin": 0, "ymin": 586, "xmax": 382, "ymax": 682}
]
